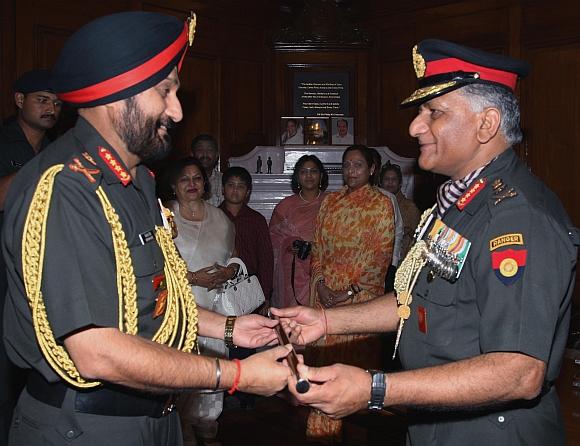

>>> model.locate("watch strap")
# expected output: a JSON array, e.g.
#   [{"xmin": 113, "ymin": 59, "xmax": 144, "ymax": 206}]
[{"xmin": 367, "ymin": 369, "xmax": 386, "ymax": 411}]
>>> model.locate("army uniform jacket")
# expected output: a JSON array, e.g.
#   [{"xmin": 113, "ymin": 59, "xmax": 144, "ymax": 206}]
[
  {"xmin": 2, "ymin": 117, "xmax": 166, "ymax": 383},
  {"xmin": 399, "ymin": 149, "xmax": 579, "ymax": 446}
]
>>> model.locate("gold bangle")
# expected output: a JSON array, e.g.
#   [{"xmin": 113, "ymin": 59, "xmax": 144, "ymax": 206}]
[{"xmin": 224, "ymin": 316, "xmax": 237, "ymax": 349}]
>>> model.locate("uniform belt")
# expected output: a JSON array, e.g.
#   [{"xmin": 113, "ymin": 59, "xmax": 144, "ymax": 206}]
[{"xmin": 26, "ymin": 371, "xmax": 176, "ymax": 418}]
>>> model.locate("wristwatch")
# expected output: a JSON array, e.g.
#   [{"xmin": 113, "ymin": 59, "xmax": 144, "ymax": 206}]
[{"xmin": 367, "ymin": 369, "xmax": 386, "ymax": 411}]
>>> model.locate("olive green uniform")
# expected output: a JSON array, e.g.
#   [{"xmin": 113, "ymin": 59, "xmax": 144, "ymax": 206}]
[{"xmin": 400, "ymin": 149, "xmax": 579, "ymax": 445}]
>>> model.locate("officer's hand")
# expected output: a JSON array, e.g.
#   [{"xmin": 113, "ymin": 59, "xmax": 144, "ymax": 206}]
[
  {"xmin": 238, "ymin": 345, "xmax": 293, "ymax": 396},
  {"xmin": 288, "ymin": 363, "xmax": 370, "ymax": 419},
  {"xmin": 270, "ymin": 306, "xmax": 326, "ymax": 345},
  {"xmin": 233, "ymin": 314, "xmax": 278, "ymax": 348}
]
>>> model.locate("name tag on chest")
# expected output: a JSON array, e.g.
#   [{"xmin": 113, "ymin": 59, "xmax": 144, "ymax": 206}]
[{"xmin": 139, "ymin": 230, "xmax": 155, "ymax": 245}]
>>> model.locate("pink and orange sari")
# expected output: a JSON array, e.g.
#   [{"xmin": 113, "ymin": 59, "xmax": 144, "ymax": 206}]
[{"xmin": 307, "ymin": 184, "xmax": 394, "ymax": 443}]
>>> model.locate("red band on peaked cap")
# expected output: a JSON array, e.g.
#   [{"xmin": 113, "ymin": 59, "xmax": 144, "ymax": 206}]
[
  {"xmin": 58, "ymin": 22, "xmax": 188, "ymax": 104},
  {"xmin": 426, "ymin": 58, "xmax": 518, "ymax": 91}
]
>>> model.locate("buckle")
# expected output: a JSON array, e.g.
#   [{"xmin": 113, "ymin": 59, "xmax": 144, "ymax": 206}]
[{"xmin": 161, "ymin": 403, "xmax": 175, "ymax": 416}]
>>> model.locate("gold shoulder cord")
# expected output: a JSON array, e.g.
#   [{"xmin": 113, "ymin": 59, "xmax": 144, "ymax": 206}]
[
  {"xmin": 22, "ymin": 165, "xmax": 198, "ymax": 388},
  {"xmin": 392, "ymin": 205, "xmax": 436, "ymax": 358}
]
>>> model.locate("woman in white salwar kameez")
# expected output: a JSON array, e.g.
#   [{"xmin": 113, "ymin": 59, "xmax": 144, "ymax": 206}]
[{"xmin": 166, "ymin": 157, "xmax": 237, "ymax": 446}]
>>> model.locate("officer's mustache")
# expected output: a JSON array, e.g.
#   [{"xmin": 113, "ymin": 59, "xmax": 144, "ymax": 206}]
[
  {"xmin": 157, "ymin": 117, "xmax": 175, "ymax": 131},
  {"xmin": 41, "ymin": 113, "xmax": 55, "ymax": 120}
]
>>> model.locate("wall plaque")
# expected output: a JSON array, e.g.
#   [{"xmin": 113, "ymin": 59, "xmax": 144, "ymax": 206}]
[{"xmin": 293, "ymin": 71, "xmax": 349, "ymax": 117}]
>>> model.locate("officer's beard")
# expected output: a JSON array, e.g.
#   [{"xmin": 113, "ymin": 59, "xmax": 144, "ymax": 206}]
[{"xmin": 114, "ymin": 97, "xmax": 174, "ymax": 163}]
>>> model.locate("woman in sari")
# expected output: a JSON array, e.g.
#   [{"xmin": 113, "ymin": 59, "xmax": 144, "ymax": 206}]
[
  {"xmin": 166, "ymin": 157, "xmax": 237, "ymax": 446},
  {"xmin": 306, "ymin": 145, "xmax": 395, "ymax": 444},
  {"xmin": 270, "ymin": 155, "xmax": 328, "ymax": 308}
]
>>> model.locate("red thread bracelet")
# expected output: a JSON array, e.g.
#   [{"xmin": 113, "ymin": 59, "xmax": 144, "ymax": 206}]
[
  {"xmin": 316, "ymin": 303, "xmax": 328, "ymax": 340},
  {"xmin": 227, "ymin": 359, "xmax": 242, "ymax": 395}
]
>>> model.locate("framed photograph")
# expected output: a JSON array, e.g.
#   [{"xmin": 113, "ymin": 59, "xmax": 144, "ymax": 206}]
[
  {"xmin": 331, "ymin": 117, "xmax": 354, "ymax": 145},
  {"xmin": 304, "ymin": 117, "xmax": 329, "ymax": 145},
  {"xmin": 280, "ymin": 117, "xmax": 304, "ymax": 145}
]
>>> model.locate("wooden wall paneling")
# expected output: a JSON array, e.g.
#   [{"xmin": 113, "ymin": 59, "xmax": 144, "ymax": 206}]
[
  {"xmin": 520, "ymin": 43, "xmax": 580, "ymax": 225},
  {"xmin": 414, "ymin": 2, "xmax": 510, "ymax": 52},
  {"xmin": 219, "ymin": 18, "xmax": 270, "ymax": 166},
  {"xmin": 221, "ymin": 58, "xmax": 264, "ymax": 159},
  {"xmin": 521, "ymin": 0, "xmax": 580, "ymax": 49},
  {"xmin": 355, "ymin": 51, "xmax": 369, "ymax": 145},
  {"xmin": 376, "ymin": 59, "xmax": 418, "ymax": 158},
  {"xmin": 14, "ymin": 0, "xmax": 132, "ymax": 72},
  {"xmin": 142, "ymin": 3, "xmax": 223, "ymax": 55},
  {"xmin": 1, "ymin": 0, "xmax": 16, "ymax": 119},
  {"xmin": 172, "ymin": 53, "xmax": 221, "ymax": 160},
  {"xmin": 34, "ymin": 26, "xmax": 71, "ymax": 73}
]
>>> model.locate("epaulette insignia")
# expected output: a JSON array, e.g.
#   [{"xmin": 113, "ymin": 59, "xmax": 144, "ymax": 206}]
[
  {"xmin": 456, "ymin": 178, "xmax": 486, "ymax": 211},
  {"xmin": 98, "ymin": 146, "xmax": 132, "ymax": 186},
  {"xmin": 82, "ymin": 152, "xmax": 97, "ymax": 166},
  {"xmin": 68, "ymin": 158, "xmax": 100, "ymax": 183},
  {"xmin": 492, "ymin": 178, "xmax": 517, "ymax": 205}
]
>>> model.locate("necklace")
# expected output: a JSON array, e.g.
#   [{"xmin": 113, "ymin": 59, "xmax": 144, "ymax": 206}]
[
  {"xmin": 180, "ymin": 200, "xmax": 205, "ymax": 222},
  {"xmin": 299, "ymin": 190, "xmax": 321, "ymax": 203}
]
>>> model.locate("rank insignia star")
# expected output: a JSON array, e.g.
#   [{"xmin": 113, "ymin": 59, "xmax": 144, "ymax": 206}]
[
  {"xmin": 457, "ymin": 178, "xmax": 487, "ymax": 211},
  {"xmin": 98, "ymin": 146, "xmax": 132, "ymax": 186}
]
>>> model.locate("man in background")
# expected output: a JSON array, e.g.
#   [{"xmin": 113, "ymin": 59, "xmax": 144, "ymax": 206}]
[
  {"xmin": 380, "ymin": 162, "xmax": 420, "ymax": 261},
  {"xmin": 0, "ymin": 70, "xmax": 61, "ymax": 210},
  {"xmin": 191, "ymin": 134, "xmax": 222, "ymax": 206},
  {"xmin": 0, "ymin": 69, "xmax": 61, "ymax": 444}
]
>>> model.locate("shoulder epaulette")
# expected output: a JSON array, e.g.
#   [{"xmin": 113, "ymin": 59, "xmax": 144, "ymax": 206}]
[
  {"xmin": 66, "ymin": 156, "xmax": 101, "ymax": 183},
  {"xmin": 490, "ymin": 178, "xmax": 518, "ymax": 206}
]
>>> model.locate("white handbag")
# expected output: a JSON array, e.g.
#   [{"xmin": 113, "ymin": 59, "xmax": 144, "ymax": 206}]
[{"xmin": 212, "ymin": 257, "xmax": 265, "ymax": 316}]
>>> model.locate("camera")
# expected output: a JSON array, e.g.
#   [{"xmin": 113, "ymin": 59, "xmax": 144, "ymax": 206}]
[{"xmin": 293, "ymin": 240, "xmax": 312, "ymax": 260}]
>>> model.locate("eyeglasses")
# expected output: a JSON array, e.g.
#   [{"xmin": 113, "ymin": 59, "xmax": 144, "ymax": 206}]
[{"xmin": 298, "ymin": 168, "xmax": 320, "ymax": 175}]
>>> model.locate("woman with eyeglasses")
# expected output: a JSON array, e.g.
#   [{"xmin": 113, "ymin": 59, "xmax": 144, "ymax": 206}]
[
  {"xmin": 270, "ymin": 155, "xmax": 329, "ymax": 308},
  {"xmin": 306, "ymin": 145, "xmax": 395, "ymax": 444}
]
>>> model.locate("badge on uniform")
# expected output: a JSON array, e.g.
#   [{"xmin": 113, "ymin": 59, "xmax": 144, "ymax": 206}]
[
  {"xmin": 152, "ymin": 273, "xmax": 168, "ymax": 319},
  {"xmin": 425, "ymin": 219, "xmax": 471, "ymax": 282},
  {"xmin": 417, "ymin": 306, "xmax": 427, "ymax": 333},
  {"xmin": 491, "ymin": 248, "xmax": 527, "ymax": 285}
]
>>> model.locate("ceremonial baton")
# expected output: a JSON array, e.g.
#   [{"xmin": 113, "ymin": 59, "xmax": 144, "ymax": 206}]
[{"xmin": 268, "ymin": 310, "xmax": 310, "ymax": 394}]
